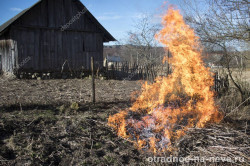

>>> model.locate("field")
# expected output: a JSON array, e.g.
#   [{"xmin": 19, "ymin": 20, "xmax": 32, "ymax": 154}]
[
  {"xmin": 0, "ymin": 77, "xmax": 249, "ymax": 165},
  {"xmin": 243, "ymin": 69, "xmax": 250, "ymax": 83},
  {"xmin": 0, "ymin": 78, "xmax": 147, "ymax": 165}
]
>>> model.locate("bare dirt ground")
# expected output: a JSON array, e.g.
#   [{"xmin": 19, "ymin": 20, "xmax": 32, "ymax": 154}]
[
  {"xmin": 0, "ymin": 78, "xmax": 141, "ymax": 106},
  {"xmin": 0, "ymin": 77, "xmax": 249, "ymax": 165},
  {"xmin": 0, "ymin": 78, "xmax": 147, "ymax": 165}
]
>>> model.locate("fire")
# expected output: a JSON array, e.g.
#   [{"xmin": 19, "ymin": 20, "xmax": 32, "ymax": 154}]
[{"xmin": 108, "ymin": 7, "xmax": 222, "ymax": 153}]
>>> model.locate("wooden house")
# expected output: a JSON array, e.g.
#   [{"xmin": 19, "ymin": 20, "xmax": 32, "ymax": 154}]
[{"xmin": 0, "ymin": 0, "xmax": 116, "ymax": 75}]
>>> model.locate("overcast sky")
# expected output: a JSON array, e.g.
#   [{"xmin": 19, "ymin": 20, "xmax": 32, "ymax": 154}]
[{"xmin": 0, "ymin": 0, "xmax": 184, "ymax": 44}]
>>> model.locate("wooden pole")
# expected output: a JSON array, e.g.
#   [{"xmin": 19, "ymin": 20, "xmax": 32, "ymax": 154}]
[
  {"xmin": 105, "ymin": 59, "xmax": 109, "ymax": 79},
  {"xmin": 91, "ymin": 57, "xmax": 96, "ymax": 103}
]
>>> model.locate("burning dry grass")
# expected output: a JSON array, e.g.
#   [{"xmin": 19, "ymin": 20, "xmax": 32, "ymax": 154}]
[{"xmin": 108, "ymin": 7, "xmax": 223, "ymax": 154}]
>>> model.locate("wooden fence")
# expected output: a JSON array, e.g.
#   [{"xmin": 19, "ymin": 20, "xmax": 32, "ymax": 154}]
[
  {"xmin": 104, "ymin": 61, "xmax": 229, "ymax": 93},
  {"xmin": 104, "ymin": 61, "xmax": 168, "ymax": 81},
  {"xmin": 214, "ymin": 72, "xmax": 229, "ymax": 93}
]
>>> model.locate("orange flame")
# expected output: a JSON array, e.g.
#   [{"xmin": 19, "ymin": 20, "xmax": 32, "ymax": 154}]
[{"xmin": 108, "ymin": 7, "xmax": 222, "ymax": 154}]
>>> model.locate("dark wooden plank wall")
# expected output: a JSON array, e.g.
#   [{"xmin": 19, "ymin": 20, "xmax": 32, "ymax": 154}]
[
  {"xmin": 7, "ymin": 0, "xmax": 104, "ymax": 72},
  {"xmin": 11, "ymin": 28, "xmax": 103, "ymax": 72}
]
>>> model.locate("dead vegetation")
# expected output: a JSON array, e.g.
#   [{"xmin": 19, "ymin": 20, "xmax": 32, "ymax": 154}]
[
  {"xmin": 0, "ymin": 78, "xmax": 140, "ymax": 106},
  {"xmin": 0, "ymin": 101, "xmax": 146, "ymax": 165},
  {"xmin": 176, "ymin": 125, "xmax": 249, "ymax": 165},
  {"xmin": 0, "ymin": 77, "xmax": 249, "ymax": 165}
]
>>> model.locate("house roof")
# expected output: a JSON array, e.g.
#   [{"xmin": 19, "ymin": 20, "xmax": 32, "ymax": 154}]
[
  {"xmin": 0, "ymin": 0, "xmax": 116, "ymax": 42},
  {"xmin": 0, "ymin": 1, "xmax": 40, "ymax": 35}
]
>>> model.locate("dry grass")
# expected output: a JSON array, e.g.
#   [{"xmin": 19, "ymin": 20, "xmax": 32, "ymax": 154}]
[
  {"xmin": 0, "ymin": 77, "xmax": 249, "ymax": 165},
  {"xmin": 176, "ymin": 125, "xmax": 249, "ymax": 166},
  {"xmin": 0, "ymin": 78, "xmax": 141, "ymax": 106},
  {"xmin": 243, "ymin": 70, "xmax": 250, "ymax": 83}
]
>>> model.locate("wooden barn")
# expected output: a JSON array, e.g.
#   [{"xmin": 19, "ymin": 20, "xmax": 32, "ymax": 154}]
[{"xmin": 0, "ymin": 0, "xmax": 116, "ymax": 76}]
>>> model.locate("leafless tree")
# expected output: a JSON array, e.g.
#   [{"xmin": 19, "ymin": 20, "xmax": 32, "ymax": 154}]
[
  {"xmin": 182, "ymin": 0, "xmax": 250, "ymax": 102},
  {"xmin": 119, "ymin": 14, "xmax": 170, "ymax": 81},
  {"xmin": 122, "ymin": 14, "xmax": 165, "ymax": 65}
]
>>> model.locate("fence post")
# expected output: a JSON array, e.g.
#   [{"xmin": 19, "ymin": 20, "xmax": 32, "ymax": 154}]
[
  {"xmin": 91, "ymin": 57, "xmax": 96, "ymax": 103},
  {"xmin": 214, "ymin": 72, "xmax": 218, "ymax": 92}
]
